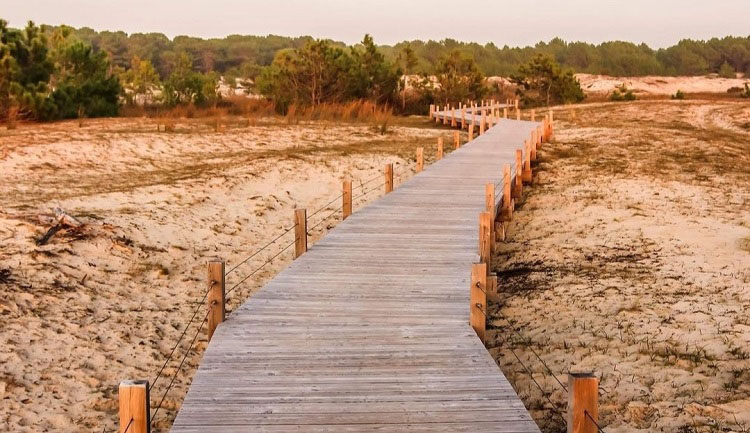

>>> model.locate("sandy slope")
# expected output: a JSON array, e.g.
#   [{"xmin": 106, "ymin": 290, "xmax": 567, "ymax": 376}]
[
  {"xmin": 576, "ymin": 74, "xmax": 750, "ymax": 96},
  {"xmin": 0, "ymin": 116, "xmax": 455, "ymax": 432},
  {"xmin": 490, "ymin": 100, "xmax": 750, "ymax": 433}
]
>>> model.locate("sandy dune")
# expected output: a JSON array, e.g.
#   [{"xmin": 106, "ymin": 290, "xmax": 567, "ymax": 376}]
[
  {"xmin": 576, "ymin": 73, "xmax": 750, "ymax": 96},
  {"xmin": 490, "ymin": 100, "xmax": 750, "ymax": 433}
]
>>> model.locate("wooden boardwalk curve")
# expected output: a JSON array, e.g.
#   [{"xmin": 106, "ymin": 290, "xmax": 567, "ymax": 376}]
[{"xmin": 170, "ymin": 109, "xmax": 544, "ymax": 433}]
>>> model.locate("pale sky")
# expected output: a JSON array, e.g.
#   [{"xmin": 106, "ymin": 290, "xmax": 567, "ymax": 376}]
[{"xmin": 2, "ymin": 0, "xmax": 748, "ymax": 48}]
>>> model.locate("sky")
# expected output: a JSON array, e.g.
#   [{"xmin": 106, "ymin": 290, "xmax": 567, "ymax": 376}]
[{"xmin": 2, "ymin": 0, "xmax": 748, "ymax": 48}]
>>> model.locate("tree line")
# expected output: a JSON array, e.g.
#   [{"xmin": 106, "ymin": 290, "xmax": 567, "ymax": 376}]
[
  {"xmin": 64, "ymin": 26, "xmax": 750, "ymax": 78},
  {"xmin": 2, "ymin": 18, "xmax": 747, "ymax": 122}
]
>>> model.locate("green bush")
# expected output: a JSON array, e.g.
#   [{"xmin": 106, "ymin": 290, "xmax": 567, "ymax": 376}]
[
  {"xmin": 718, "ymin": 62, "xmax": 736, "ymax": 78},
  {"xmin": 610, "ymin": 84, "xmax": 636, "ymax": 101},
  {"xmin": 510, "ymin": 54, "xmax": 584, "ymax": 107},
  {"xmin": 672, "ymin": 90, "xmax": 686, "ymax": 100},
  {"xmin": 41, "ymin": 41, "xmax": 121, "ymax": 120}
]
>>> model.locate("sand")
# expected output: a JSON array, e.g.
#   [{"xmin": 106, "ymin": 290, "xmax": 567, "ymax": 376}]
[
  {"xmin": 490, "ymin": 100, "xmax": 750, "ymax": 433},
  {"xmin": 576, "ymin": 73, "xmax": 750, "ymax": 96},
  {"xmin": 0, "ymin": 115, "xmax": 456, "ymax": 432}
]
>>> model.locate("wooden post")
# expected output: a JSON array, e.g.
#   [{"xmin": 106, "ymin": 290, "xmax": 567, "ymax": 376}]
[
  {"xmin": 437, "ymin": 137, "xmax": 444, "ymax": 160},
  {"xmin": 503, "ymin": 107, "xmax": 508, "ymax": 118},
  {"xmin": 479, "ymin": 211, "xmax": 492, "ymax": 264},
  {"xmin": 435, "ymin": 105, "xmax": 440, "ymax": 123},
  {"xmin": 450, "ymin": 108, "xmax": 457, "ymax": 127},
  {"xmin": 502, "ymin": 164, "xmax": 512, "ymax": 220},
  {"xmin": 470, "ymin": 263, "xmax": 487, "ymax": 343},
  {"xmin": 549, "ymin": 110, "xmax": 555, "ymax": 140},
  {"xmin": 416, "ymin": 147, "xmax": 424, "ymax": 173},
  {"xmin": 479, "ymin": 112, "xmax": 486, "ymax": 135},
  {"xmin": 514, "ymin": 150, "xmax": 523, "ymax": 198},
  {"xmin": 516, "ymin": 109, "xmax": 521, "ymax": 121},
  {"xmin": 461, "ymin": 107, "xmax": 466, "ymax": 129},
  {"xmin": 454, "ymin": 130, "xmax": 460, "ymax": 149},
  {"xmin": 443, "ymin": 105, "xmax": 448, "ymax": 125},
  {"xmin": 485, "ymin": 184, "xmax": 496, "ymax": 255},
  {"xmin": 468, "ymin": 124, "xmax": 474, "ymax": 141},
  {"xmin": 385, "ymin": 163, "xmax": 393, "ymax": 193},
  {"xmin": 429, "ymin": 104, "xmax": 434, "ymax": 119},
  {"xmin": 119, "ymin": 380, "xmax": 150, "ymax": 433},
  {"xmin": 294, "ymin": 208, "xmax": 307, "ymax": 259},
  {"xmin": 207, "ymin": 260, "xmax": 225, "ymax": 341},
  {"xmin": 515, "ymin": 98, "xmax": 519, "ymax": 110},
  {"xmin": 523, "ymin": 141, "xmax": 532, "ymax": 183},
  {"xmin": 531, "ymin": 109, "xmax": 536, "ymax": 122},
  {"xmin": 485, "ymin": 183, "xmax": 495, "ymax": 216},
  {"xmin": 531, "ymin": 130, "xmax": 537, "ymax": 162},
  {"xmin": 568, "ymin": 373, "xmax": 599, "ymax": 433},
  {"xmin": 342, "ymin": 180, "xmax": 352, "ymax": 220}
]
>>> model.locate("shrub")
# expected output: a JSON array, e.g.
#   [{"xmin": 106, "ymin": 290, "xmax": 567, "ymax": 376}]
[
  {"xmin": 511, "ymin": 54, "xmax": 584, "ymax": 107},
  {"xmin": 611, "ymin": 84, "xmax": 636, "ymax": 101},
  {"xmin": 718, "ymin": 62, "xmax": 736, "ymax": 79},
  {"xmin": 672, "ymin": 90, "xmax": 686, "ymax": 100},
  {"xmin": 742, "ymin": 84, "xmax": 750, "ymax": 99}
]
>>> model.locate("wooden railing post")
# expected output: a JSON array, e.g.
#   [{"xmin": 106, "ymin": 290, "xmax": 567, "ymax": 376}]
[
  {"xmin": 523, "ymin": 141, "xmax": 532, "ymax": 183},
  {"xmin": 478, "ymin": 211, "xmax": 492, "ymax": 264},
  {"xmin": 549, "ymin": 109, "xmax": 555, "ymax": 140},
  {"xmin": 468, "ymin": 124, "xmax": 474, "ymax": 141},
  {"xmin": 568, "ymin": 373, "xmax": 599, "ymax": 433},
  {"xmin": 514, "ymin": 150, "xmax": 523, "ymax": 198},
  {"xmin": 502, "ymin": 163, "xmax": 513, "ymax": 221},
  {"xmin": 294, "ymin": 208, "xmax": 307, "ymax": 258},
  {"xmin": 454, "ymin": 130, "xmax": 460, "ymax": 149},
  {"xmin": 416, "ymin": 147, "xmax": 424, "ymax": 173},
  {"xmin": 479, "ymin": 111, "xmax": 486, "ymax": 135},
  {"xmin": 531, "ymin": 130, "xmax": 537, "ymax": 162},
  {"xmin": 429, "ymin": 104, "xmax": 434, "ymax": 120},
  {"xmin": 531, "ymin": 109, "xmax": 536, "ymax": 122},
  {"xmin": 485, "ymin": 184, "xmax": 496, "ymax": 255},
  {"xmin": 385, "ymin": 163, "xmax": 393, "ymax": 193},
  {"xmin": 342, "ymin": 180, "xmax": 352, "ymax": 220},
  {"xmin": 516, "ymin": 109, "xmax": 521, "ymax": 121},
  {"xmin": 119, "ymin": 380, "xmax": 150, "ymax": 433},
  {"xmin": 443, "ymin": 105, "xmax": 448, "ymax": 125},
  {"xmin": 207, "ymin": 260, "xmax": 225, "ymax": 341},
  {"xmin": 451, "ymin": 108, "xmax": 457, "ymax": 128},
  {"xmin": 503, "ymin": 107, "xmax": 508, "ymax": 119},
  {"xmin": 437, "ymin": 137, "xmax": 444, "ymax": 160},
  {"xmin": 470, "ymin": 263, "xmax": 487, "ymax": 343}
]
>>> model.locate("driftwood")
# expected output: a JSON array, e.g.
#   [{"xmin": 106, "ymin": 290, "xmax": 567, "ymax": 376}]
[{"xmin": 36, "ymin": 208, "xmax": 83, "ymax": 246}]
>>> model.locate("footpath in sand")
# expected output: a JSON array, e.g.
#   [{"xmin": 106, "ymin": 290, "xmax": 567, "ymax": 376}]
[{"xmin": 490, "ymin": 100, "xmax": 750, "ymax": 433}]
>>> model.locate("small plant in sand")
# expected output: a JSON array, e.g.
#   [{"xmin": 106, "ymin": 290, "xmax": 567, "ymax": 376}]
[
  {"xmin": 610, "ymin": 84, "xmax": 636, "ymax": 101},
  {"xmin": 671, "ymin": 90, "xmax": 686, "ymax": 100},
  {"xmin": 741, "ymin": 83, "xmax": 750, "ymax": 99}
]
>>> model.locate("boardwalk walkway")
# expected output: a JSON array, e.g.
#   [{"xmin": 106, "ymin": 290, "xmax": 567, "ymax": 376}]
[{"xmin": 170, "ymin": 109, "xmax": 544, "ymax": 432}]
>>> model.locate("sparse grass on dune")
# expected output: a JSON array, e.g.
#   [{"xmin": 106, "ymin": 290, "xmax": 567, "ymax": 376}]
[{"xmin": 491, "ymin": 99, "xmax": 750, "ymax": 433}]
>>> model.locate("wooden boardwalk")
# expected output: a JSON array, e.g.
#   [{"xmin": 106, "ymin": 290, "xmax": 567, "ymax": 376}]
[{"xmin": 170, "ymin": 111, "xmax": 544, "ymax": 432}]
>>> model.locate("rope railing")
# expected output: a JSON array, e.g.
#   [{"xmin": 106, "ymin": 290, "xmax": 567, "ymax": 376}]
[{"xmin": 150, "ymin": 308, "xmax": 209, "ymax": 426}]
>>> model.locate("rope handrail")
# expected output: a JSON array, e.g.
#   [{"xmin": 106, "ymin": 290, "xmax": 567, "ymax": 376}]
[
  {"xmin": 225, "ymin": 223, "xmax": 297, "ymax": 276},
  {"xmin": 151, "ymin": 308, "xmax": 209, "ymax": 425},
  {"xmin": 498, "ymin": 312, "xmax": 569, "ymax": 393},
  {"xmin": 150, "ymin": 284, "xmax": 211, "ymax": 391},
  {"xmin": 494, "ymin": 330, "xmax": 567, "ymax": 425},
  {"xmin": 585, "ymin": 409, "xmax": 606, "ymax": 433},
  {"xmin": 225, "ymin": 240, "xmax": 296, "ymax": 297}
]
